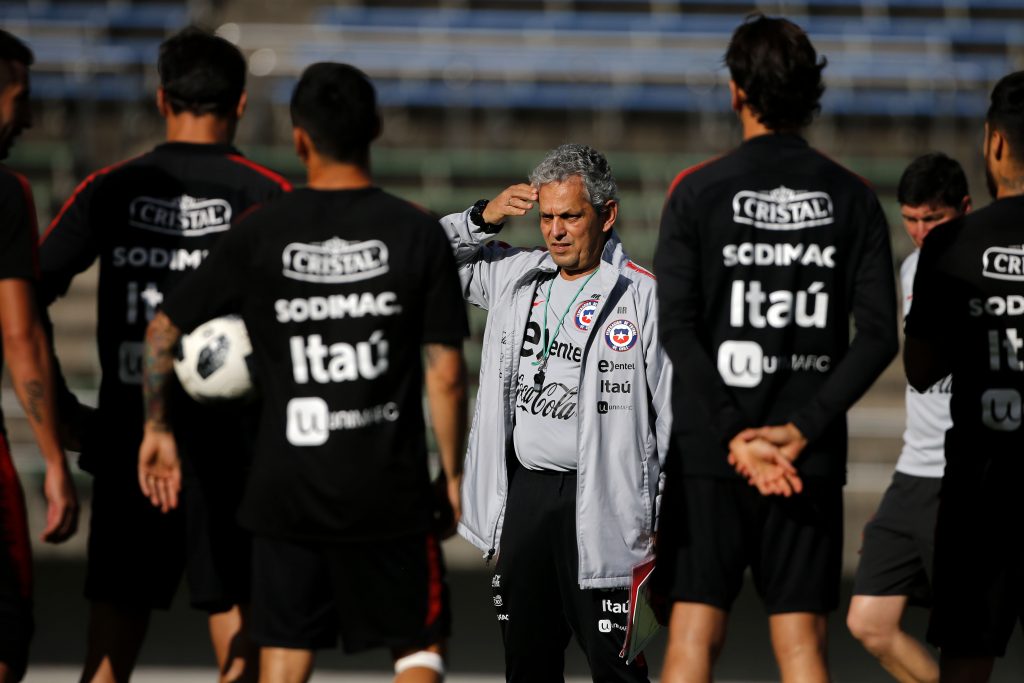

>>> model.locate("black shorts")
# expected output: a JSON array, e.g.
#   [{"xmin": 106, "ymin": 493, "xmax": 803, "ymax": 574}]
[
  {"xmin": 656, "ymin": 476, "xmax": 843, "ymax": 614},
  {"xmin": 0, "ymin": 434, "xmax": 32, "ymax": 681},
  {"xmin": 86, "ymin": 450, "xmax": 250, "ymax": 613},
  {"xmin": 853, "ymin": 472, "xmax": 940, "ymax": 605},
  {"xmin": 177, "ymin": 403, "xmax": 254, "ymax": 613},
  {"xmin": 250, "ymin": 532, "xmax": 450, "ymax": 653},
  {"xmin": 927, "ymin": 449, "xmax": 1024, "ymax": 658},
  {"xmin": 85, "ymin": 466, "xmax": 186, "ymax": 610}
]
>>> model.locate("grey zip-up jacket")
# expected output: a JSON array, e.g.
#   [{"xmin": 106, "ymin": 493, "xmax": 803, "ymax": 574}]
[{"xmin": 441, "ymin": 208, "xmax": 672, "ymax": 589}]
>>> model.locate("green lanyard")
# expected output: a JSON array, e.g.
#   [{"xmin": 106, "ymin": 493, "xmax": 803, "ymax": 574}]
[{"xmin": 532, "ymin": 267, "xmax": 600, "ymax": 390}]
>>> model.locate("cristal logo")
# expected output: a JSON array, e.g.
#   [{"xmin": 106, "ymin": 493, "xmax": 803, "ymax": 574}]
[
  {"xmin": 282, "ymin": 237, "xmax": 389, "ymax": 283},
  {"xmin": 982, "ymin": 247, "xmax": 1024, "ymax": 281},
  {"xmin": 981, "ymin": 388, "xmax": 1022, "ymax": 432},
  {"xmin": 732, "ymin": 186, "xmax": 834, "ymax": 230},
  {"xmin": 129, "ymin": 195, "xmax": 231, "ymax": 236}
]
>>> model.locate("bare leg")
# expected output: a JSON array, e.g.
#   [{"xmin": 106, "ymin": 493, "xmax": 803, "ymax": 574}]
[
  {"xmin": 392, "ymin": 642, "xmax": 445, "ymax": 683},
  {"xmin": 938, "ymin": 654, "xmax": 994, "ymax": 683},
  {"xmin": 659, "ymin": 602, "xmax": 728, "ymax": 683},
  {"xmin": 258, "ymin": 647, "xmax": 313, "ymax": 683},
  {"xmin": 769, "ymin": 612, "xmax": 829, "ymax": 683},
  {"xmin": 847, "ymin": 595, "xmax": 938, "ymax": 683},
  {"xmin": 209, "ymin": 605, "xmax": 259, "ymax": 683},
  {"xmin": 80, "ymin": 601, "xmax": 150, "ymax": 683}
]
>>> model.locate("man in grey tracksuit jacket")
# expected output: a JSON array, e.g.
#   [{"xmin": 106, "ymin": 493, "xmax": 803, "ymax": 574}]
[{"xmin": 440, "ymin": 144, "xmax": 671, "ymax": 682}]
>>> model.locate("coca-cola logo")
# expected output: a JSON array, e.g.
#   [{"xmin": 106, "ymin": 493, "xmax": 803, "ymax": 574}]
[{"xmin": 515, "ymin": 376, "xmax": 577, "ymax": 420}]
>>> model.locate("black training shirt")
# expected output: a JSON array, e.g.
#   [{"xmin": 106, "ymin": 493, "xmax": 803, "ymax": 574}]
[
  {"xmin": 907, "ymin": 196, "xmax": 1024, "ymax": 459},
  {"xmin": 655, "ymin": 133, "xmax": 898, "ymax": 480},
  {"xmin": 0, "ymin": 167, "xmax": 40, "ymax": 434},
  {"xmin": 39, "ymin": 143, "xmax": 291, "ymax": 466},
  {"xmin": 162, "ymin": 187, "xmax": 470, "ymax": 542}
]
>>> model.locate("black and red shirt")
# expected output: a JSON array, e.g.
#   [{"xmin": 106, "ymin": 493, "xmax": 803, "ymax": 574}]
[
  {"xmin": 655, "ymin": 133, "xmax": 898, "ymax": 480},
  {"xmin": 39, "ymin": 142, "xmax": 291, "ymax": 465},
  {"xmin": 0, "ymin": 166, "xmax": 40, "ymax": 434},
  {"xmin": 907, "ymin": 196, "xmax": 1024, "ymax": 458},
  {"xmin": 162, "ymin": 188, "xmax": 469, "ymax": 542}
]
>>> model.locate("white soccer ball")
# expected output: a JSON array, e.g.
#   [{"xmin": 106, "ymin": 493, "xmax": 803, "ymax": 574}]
[{"xmin": 174, "ymin": 315, "xmax": 254, "ymax": 402}]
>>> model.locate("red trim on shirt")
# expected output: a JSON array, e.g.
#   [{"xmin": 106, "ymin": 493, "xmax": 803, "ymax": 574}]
[
  {"xmin": 225, "ymin": 154, "xmax": 294, "ymax": 192},
  {"xmin": 0, "ymin": 436, "xmax": 32, "ymax": 600},
  {"xmin": 11, "ymin": 171, "xmax": 39, "ymax": 278},
  {"xmin": 424, "ymin": 534, "xmax": 443, "ymax": 626},
  {"xmin": 812, "ymin": 149, "xmax": 874, "ymax": 188},
  {"xmin": 41, "ymin": 158, "xmax": 135, "ymax": 243},
  {"xmin": 626, "ymin": 261, "xmax": 655, "ymax": 280},
  {"xmin": 667, "ymin": 156, "xmax": 722, "ymax": 196}
]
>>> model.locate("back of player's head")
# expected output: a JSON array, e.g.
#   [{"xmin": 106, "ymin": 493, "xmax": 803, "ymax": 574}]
[
  {"xmin": 157, "ymin": 27, "xmax": 245, "ymax": 117},
  {"xmin": 897, "ymin": 153, "xmax": 969, "ymax": 209},
  {"xmin": 0, "ymin": 29, "xmax": 33, "ymax": 91},
  {"xmin": 725, "ymin": 14, "xmax": 827, "ymax": 132},
  {"xmin": 529, "ymin": 143, "xmax": 619, "ymax": 212},
  {"xmin": 290, "ymin": 62, "xmax": 380, "ymax": 165},
  {"xmin": 987, "ymin": 71, "xmax": 1024, "ymax": 162}
]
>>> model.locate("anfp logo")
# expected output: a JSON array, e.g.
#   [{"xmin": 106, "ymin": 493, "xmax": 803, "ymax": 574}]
[
  {"xmin": 605, "ymin": 319, "xmax": 638, "ymax": 352},
  {"xmin": 575, "ymin": 299, "xmax": 599, "ymax": 331}
]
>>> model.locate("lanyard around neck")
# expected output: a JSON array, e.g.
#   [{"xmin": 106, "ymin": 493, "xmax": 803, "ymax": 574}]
[{"xmin": 532, "ymin": 266, "xmax": 600, "ymax": 376}]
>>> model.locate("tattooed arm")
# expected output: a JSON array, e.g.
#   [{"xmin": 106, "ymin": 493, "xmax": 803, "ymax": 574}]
[
  {"xmin": 138, "ymin": 311, "xmax": 183, "ymax": 513},
  {"xmin": 0, "ymin": 279, "xmax": 79, "ymax": 542},
  {"xmin": 424, "ymin": 342, "xmax": 468, "ymax": 538}
]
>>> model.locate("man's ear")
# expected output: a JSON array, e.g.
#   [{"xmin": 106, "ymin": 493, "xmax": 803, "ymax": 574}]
[
  {"xmin": 728, "ymin": 80, "xmax": 744, "ymax": 114},
  {"xmin": 991, "ymin": 128, "xmax": 1007, "ymax": 163},
  {"xmin": 156, "ymin": 87, "xmax": 170, "ymax": 117},
  {"xmin": 293, "ymin": 127, "xmax": 310, "ymax": 164},
  {"xmin": 235, "ymin": 91, "xmax": 248, "ymax": 120},
  {"xmin": 961, "ymin": 195, "xmax": 973, "ymax": 215},
  {"xmin": 601, "ymin": 200, "xmax": 618, "ymax": 233}
]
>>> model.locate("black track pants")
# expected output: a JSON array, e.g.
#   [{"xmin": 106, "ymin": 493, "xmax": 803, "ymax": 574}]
[{"xmin": 491, "ymin": 467, "xmax": 649, "ymax": 683}]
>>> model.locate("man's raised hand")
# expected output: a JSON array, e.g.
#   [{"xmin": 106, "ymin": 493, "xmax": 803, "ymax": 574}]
[{"xmin": 482, "ymin": 184, "xmax": 538, "ymax": 226}]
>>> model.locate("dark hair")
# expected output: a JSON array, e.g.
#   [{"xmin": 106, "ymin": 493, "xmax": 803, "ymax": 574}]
[
  {"xmin": 157, "ymin": 27, "xmax": 245, "ymax": 116},
  {"xmin": 0, "ymin": 29, "xmax": 33, "ymax": 91},
  {"xmin": 897, "ymin": 153, "xmax": 969, "ymax": 208},
  {"xmin": 290, "ymin": 62, "xmax": 380, "ymax": 164},
  {"xmin": 987, "ymin": 71, "xmax": 1024, "ymax": 161},
  {"xmin": 725, "ymin": 15, "xmax": 827, "ymax": 132}
]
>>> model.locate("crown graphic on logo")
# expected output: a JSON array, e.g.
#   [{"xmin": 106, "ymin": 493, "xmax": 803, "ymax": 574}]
[
  {"xmin": 767, "ymin": 186, "xmax": 799, "ymax": 202},
  {"xmin": 177, "ymin": 194, "xmax": 199, "ymax": 210},
  {"xmin": 316, "ymin": 238, "xmax": 354, "ymax": 252}
]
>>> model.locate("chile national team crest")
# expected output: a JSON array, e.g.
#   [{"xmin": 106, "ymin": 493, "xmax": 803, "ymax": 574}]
[
  {"xmin": 575, "ymin": 299, "xmax": 600, "ymax": 331},
  {"xmin": 605, "ymin": 319, "xmax": 638, "ymax": 352}
]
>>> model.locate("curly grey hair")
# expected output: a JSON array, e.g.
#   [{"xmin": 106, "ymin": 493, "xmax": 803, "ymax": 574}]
[{"xmin": 528, "ymin": 143, "xmax": 619, "ymax": 212}]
